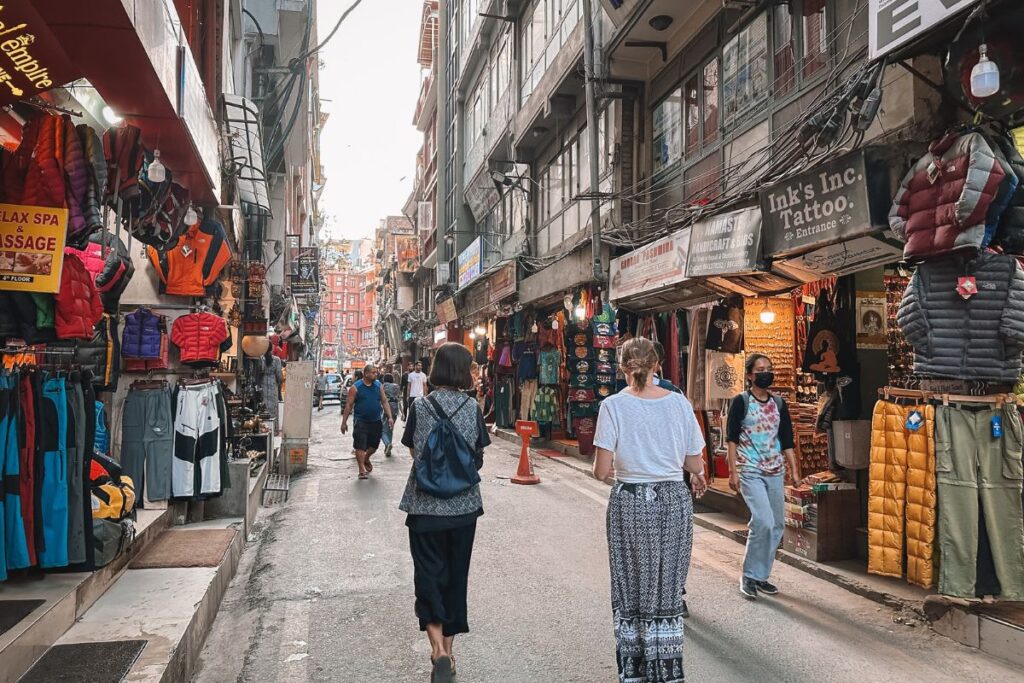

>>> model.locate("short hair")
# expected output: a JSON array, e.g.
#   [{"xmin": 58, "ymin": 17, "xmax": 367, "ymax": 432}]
[
  {"xmin": 429, "ymin": 342, "xmax": 473, "ymax": 390},
  {"xmin": 415, "ymin": 361, "xmax": 423, "ymax": 367},
  {"xmin": 652, "ymin": 340, "xmax": 666, "ymax": 363},
  {"xmin": 745, "ymin": 353, "xmax": 772, "ymax": 375},
  {"xmin": 363, "ymin": 364, "xmax": 377, "ymax": 373},
  {"xmin": 382, "ymin": 373, "xmax": 394, "ymax": 383},
  {"xmin": 354, "ymin": 371, "xmax": 363, "ymax": 380}
]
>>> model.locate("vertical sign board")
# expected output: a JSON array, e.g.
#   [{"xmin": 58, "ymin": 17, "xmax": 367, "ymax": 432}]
[
  {"xmin": 610, "ymin": 228, "xmax": 691, "ymax": 301},
  {"xmin": 396, "ymin": 235, "xmax": 420, "ymax": 273},
  {"xmin": 0, "ymin": 204, "xmax": 68, "ymax": 293},
  {"xmin": 869, "ymin": 0, "xmax": 980, "ymax": 60},
  {"xmin": 457, "ymin": 237, "xmax": 483, "ymax": 288}
]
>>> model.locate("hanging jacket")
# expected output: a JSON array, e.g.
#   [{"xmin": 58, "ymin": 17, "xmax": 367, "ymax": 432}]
[
  {"xmin": 897, "ymin": 251, "xmax": 1024, "ymax": 381},
  {"xmin": 55, "ymin": 253, "xmax": 103, "ymax": 340},
  {"xmin": 0, "ymin": 293, "xmax": 54, "ymax": 343},
  {"xmin": 147, "ymin": 217, "xmax": 232, "ymax": 297},
  {"xmin": 890, "ymin": 132, "xmax": 1007, "ymax": 262},
  {"xmin": 170, "ymin": 312, "xmax": 230, "ymax": 366},
  {"xmin": 991, "ymin": 133, "xmax": 1024, "ymax": 254},
  {"xmin": 868, "ymin": 401, "xmax": 936, "ymax": 589},
  {"xmin": 66, "ymin": 231, "xmax": 134, "ymax": 314},
  {"xmin": 62, "ymin": 115, "xmax": 90, "ymax": 245},
  {"xmin": 121, "ymin": 308, "xmax": 163, "ymax": 359},
  {"xmin": 22, "ymin": 113, "xmax": 66, "ymax": 209},
  {"xmin": 76, "ymin": 124, "xmax": 108, "ymax": 241},
  {"xmin": 94, "ymin": 401, "xmax": 110, "ymax": 457}
]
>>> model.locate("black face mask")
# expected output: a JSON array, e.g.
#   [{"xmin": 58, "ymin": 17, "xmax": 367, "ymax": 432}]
[{"xmin": 753, "ymin": 371, "xmax": 775, "ymax": 389}]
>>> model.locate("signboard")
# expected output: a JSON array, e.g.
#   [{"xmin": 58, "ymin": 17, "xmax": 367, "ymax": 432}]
[
  {"xmin": 869, "ymin": 0, "xmax": 979, "ymax": 59},
  {"xmin": 772, "ymin": 236, "xmax": 903, "ymax": 283},
  {"xmin": 396, "ymin": 234, "xmax": 419, "ymax": 273},
  {"xmin": 0, "ymin": 3, "xmax": 80, "ymax": 106},
  {"xmin": 0, "ymin": 204, "xmax": 67, "ymax": 292},
  {"xmin": 436, "ymin": 297, "xmax": 458, "ymax": 325},
  {"xmin": 856, "ymin": 292, "xmax": 887, "ymax": 349},
  {"xmin": 488, "ymin": 261, "xmax": 517, "ymax": 302},
  {"xmin": 433, "ymin": 326, "xmax": 448, "ymax": 347},
  {"xmin": 761, "ymin": 149, "xmax": 891, "ymax": 258},
  {"xmin": 610, "ymin": 228, "xmax": 691, "ymax": 301},
  {"xmin": 457, "ymin": 237, "xmax": 482, "ymax": 287},
  {"xmin": 686, "ymin": 207, "xmax": 763, "ymax": 278},
  {"xmin": 289, "ymin": 247, "xmax": 319, "ymax": 295}
]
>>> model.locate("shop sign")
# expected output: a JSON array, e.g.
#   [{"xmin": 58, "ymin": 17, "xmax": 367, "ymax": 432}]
[
  {"xmin": 436, "ymin": 297, "xmax": 458, "ymax": 325},
  {"xmin": 462, "ymin": 278, "xmax": 489, "ymax": 316},
  {"xmin": 610, "ymin": 228, "xmax": 691, "ymax": 301},
  {"xmin": 289, "ymin": 247, "xmax": 319, "ymax": 295},
  {"xmin": 856, "ymin": 291, "xmax": 887, "ymax": 350},
  {"xmin": 0, "ymin": 203, "xmax": 67, "ymax": 293},
  {"xmin": 686, "ymin": 206, "xmax": 763, "ymax": 278},
  {"xmin": 396, "ymin": 234, "xmax": 420, "ymax": 273},
  {"xmin": 761, "ymin": 149, "xmax": 891, "ymax": 258},
  {"xmin": 869, "ymin": 0, "xmax": 979, "ymax": 60},
  {"xmin": 772, "ymin": 236, "xmax": 903, "ymax": 282},
  {"xmin": 489, "ymin": 261, "xmax": 517, "ymax": 302},
  {"xmin": 0, "ymin": 3, "xmax": 80, "ymax": 106},
  {"xmin": 433, "ymin": 326, "xmax": 447, "ymax": 347},
  {"xmin": 457, "ymin": 237, "xmax": 482, "ymax": 287}
]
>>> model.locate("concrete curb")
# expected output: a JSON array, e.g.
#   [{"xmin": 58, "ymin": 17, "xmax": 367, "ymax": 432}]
[{"xmin": 492, "ymin": 426, "xmax": 922, "ymax": 614}]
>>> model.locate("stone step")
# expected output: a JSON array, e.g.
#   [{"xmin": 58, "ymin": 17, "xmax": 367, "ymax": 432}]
[
  {"xmin": 925, "ymin": 596, "xmax": 1024, "ymax": 667},
  {"xmin": 0, "ymin": 508, "xmax": 172, "ymax": 683}
]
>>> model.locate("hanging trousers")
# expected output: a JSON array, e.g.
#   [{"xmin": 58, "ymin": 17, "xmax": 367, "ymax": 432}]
[
  {"xmin": 122, "ymin": 387, "xmax": 174, "ymax": 504},
  {"xmin": 867, "ymin": 401, "xmax": 937, "ymax": 589},
  {"xmin": 38, "ymin": 377, "xmax": 68, "ymax": 569},
  {"xmin": 935, "ymin": 404, "xmax": 1024, "ymax": 600},
  {"xmin": 66, "ymin": 374, "xmax": 87, "ymax": 565},
  {"xmin": 173, "ymin": 382, "xmax": 221, "ymax": 498},
  {"xmin": 2, "ymin": 375, "xmax": 30, "ymax": 575},
  {"xmin": 19, "ymin": 374, "xmax": 36, "ymax": 567},
  {"xmin": 519, "ymin": 379, "xmax": 537, "ymax": 421}
]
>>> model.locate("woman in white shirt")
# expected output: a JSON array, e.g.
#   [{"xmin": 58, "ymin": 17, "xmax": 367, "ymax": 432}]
[{"xmin": 593, "ymin": 337, "xmax": 707, "ymax": 683}]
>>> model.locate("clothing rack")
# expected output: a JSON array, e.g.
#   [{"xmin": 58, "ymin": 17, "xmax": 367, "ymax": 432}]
[{"xmin": 879, "ymin": 386, "xmax": 1018, "ymax": 406}]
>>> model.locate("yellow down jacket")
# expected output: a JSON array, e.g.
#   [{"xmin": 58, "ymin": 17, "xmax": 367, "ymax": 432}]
[{"xmin": 868, "ymin": 400, "xmax": 936, "ymax": 588}]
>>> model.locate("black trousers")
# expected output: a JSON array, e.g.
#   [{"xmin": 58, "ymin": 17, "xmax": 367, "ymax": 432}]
[{"xmin": 409, "ymin": 522, "xmax": 477, "ymax": 637}]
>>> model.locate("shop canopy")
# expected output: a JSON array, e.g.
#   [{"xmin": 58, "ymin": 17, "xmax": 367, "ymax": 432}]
[{"xmin": 37, "ymin": 0, "xmax": 221, "ymax": 204}]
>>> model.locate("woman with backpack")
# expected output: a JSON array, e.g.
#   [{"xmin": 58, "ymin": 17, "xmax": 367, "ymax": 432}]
[
  {"xmin": 726, "ymin": 353, "xmax": 800, "ymax": 600},
  {"xmin": 593, "ymin": 338, "xmax": 707, "ymax": 682},
  {"xmin": 399, "ymin": 342, "xmax": 489, "ymax": 683}
]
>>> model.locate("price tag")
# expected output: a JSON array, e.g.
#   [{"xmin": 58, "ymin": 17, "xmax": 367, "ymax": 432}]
[
  {"xmin": 957, "ymin": 276, "xmax": 978, "ymax": 299},
  {"xmin": 992, "ymin": 414, "xmax": 1003, "ymax": 438},
  {"xmin": 906, "ymin": 410, "xmax": 923, "ymax": 432}
]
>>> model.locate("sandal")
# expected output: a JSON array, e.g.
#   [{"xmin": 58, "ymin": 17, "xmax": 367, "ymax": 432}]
[
  {"xmin": 431, "ymin": 656, "xmax": 453, "ymax": 683},
  {"xmin": 365, "ymin": 459, "xmax": 373, "ymax": 473},
  {"xmin": 358, "ymin": 472, "xmax": 368, "ymax": 480}
]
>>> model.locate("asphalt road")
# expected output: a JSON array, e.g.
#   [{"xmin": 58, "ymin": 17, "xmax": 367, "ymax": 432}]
[{"xmin": 193, "ymin": 409, "xmax": 1020, "ymax": 682}]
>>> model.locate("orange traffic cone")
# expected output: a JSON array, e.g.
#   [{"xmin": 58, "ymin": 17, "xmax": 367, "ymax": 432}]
[{"xmin": 512, "ymin": 420, "xmax": 540, "ymax": 485}]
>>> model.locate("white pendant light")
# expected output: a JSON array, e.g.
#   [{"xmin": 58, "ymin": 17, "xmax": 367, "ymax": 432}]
[
  {"xmin": 148, "ymin": 149, "xmax": 166, "ymax": 183},
  {"xmin": 552, "ymin": 319, "xmax": 559, "ymax": 330},
  {"xmin": 574, "ymin": 303, "xmax": 587, "ymax": 321},
  {"xmin": 473, "ymin": 325, "xmax": 486, "ymax": 336},
  {"xmin": 469, "ymin": 331, "xmax": 477, "ymax": 340},
  {"xmin": 971, "ymin": 43, "xmax": 1000, "ymax": 99},
  {"xmin": 184, "ymin": 205, "xmax": 198, "ymax": 226},
  {"xmin": 759, "ymin": 298, "xmax": 776, "ymax": 325},
  {"xmin": 531, "ymin": 322, "xmax": 539, "ymax": 333},
  {"xmin": 102, "ymin": 106, "xmax": 122, "ymax": 124}
]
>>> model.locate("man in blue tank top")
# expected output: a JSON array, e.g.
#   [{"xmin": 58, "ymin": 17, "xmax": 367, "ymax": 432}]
[{"xmin": 341, "ymin": 364, "xmax": 395, "ymax": 479}]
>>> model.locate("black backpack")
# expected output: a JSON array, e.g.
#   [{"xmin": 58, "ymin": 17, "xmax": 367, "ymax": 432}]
[{"xmin": 415, "ymin": 395, "xmax": 481, "ymax": 499}]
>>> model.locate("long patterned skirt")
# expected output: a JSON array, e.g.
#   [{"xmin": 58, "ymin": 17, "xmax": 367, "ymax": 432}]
[{"xmin": 607, "ymin": 480, "xmax": 694, "ymax": 682}]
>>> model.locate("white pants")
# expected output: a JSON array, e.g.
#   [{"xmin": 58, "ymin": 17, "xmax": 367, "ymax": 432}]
[{"xmin": 173, "ymin": 383, "xmax": 221, "ymax": 498}]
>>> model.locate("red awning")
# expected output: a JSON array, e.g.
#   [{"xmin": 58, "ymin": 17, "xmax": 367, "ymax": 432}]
[{"xmin": 36, "ymin": 0, "xmax": 220, "ymax": 204}]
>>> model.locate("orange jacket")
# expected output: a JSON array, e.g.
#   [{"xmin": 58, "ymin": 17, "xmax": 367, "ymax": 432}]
[{"xmin": 147, "ymin": 217, "xmax": 231, "ymax": 296}]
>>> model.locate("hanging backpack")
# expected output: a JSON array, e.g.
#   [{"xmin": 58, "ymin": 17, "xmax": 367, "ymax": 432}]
[
  {"xmin": 92, "ymin": 518, "xmax": 135, "ymax": 568},
  {"xmin": 415, "ymin": 395, "xmax": 481, "ymax": 499}
]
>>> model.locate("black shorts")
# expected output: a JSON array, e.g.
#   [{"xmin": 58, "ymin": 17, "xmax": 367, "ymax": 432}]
[{"xmin": 353, "ymin": 419, "xmax": 383, "ymax": 452}]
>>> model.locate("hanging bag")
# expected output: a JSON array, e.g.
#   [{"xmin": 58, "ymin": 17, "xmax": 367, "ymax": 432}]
[{"xmin": 415, "ymin": 396, "xmax": 482, "ymax": 499}]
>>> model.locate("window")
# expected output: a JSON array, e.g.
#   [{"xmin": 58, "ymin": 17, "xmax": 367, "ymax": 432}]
[
  {"xmin": 684, "ymin": 74, "xmax": 700, "ymax": 157},
  {"xmin": 349, "ymin": 295, "xmax": 356, "ymax": 306},
  {"xmin": 722, "ymin": 13, "xmax": 769, "ymax": 127},
  {"xmin": 801, "ymin": 0, "xmax": 827, "ymax": 80},
  {"xmin": 703, "ymin": 60, "xmax": 720, "ymax": 145},
  {"xmin": 652, "ymin": 90, "xmax": 682, "ymax": 175},
  {"xmin": 773, "ymin": 1, "xmax": 827, "ymax": 95},
  {"xmin": 773, "ymin": 4, "xmax": 795, "ymax": 95},
  {"xmin": 348, "ymin": 313, "xmax": 355, "ymax": 324}
]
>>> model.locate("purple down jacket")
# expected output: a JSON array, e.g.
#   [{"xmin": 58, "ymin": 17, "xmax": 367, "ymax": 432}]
[{"xmin": 121, "ymin": 307, "xmax": 162, "ymax": 359}]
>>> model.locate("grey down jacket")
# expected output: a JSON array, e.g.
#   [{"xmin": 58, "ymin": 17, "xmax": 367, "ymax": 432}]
[{"xmin": 897, "ymin": 252, "xmax": 1024, "ymax": 382}]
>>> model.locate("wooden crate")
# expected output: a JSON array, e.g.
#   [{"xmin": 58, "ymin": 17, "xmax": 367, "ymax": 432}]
[{"xmin": 782, "ymin": 489, "xmax": 859, "ymax": 562}]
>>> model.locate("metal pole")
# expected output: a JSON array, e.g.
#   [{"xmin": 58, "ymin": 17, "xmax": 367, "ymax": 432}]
[{"xmin": 581, "ymin": 0, "xmax": 604, "ymax": 282}]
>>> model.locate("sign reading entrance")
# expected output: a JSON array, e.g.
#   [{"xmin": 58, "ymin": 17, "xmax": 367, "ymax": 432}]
[
  {"xmin": 0, "ymin": 203, "xmax": 67, "ymax": 293},
  {"xmin": 869, "ymin": 0, "xmax": 980, "ymax": 60}
]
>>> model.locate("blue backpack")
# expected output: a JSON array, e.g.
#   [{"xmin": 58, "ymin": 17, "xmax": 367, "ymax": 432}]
[{"xmin": 415, "ymin": 395, "xmax": 481, "ymax": 499}]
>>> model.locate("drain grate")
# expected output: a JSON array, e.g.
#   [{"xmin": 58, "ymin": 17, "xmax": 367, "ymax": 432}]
[
  {"xmin": 262, "ymin": 473, "xmax": 291, "ymax": 505},
  {"xmin": 20, "ymin": 640, "xmax": 147, "ymax": 682}
]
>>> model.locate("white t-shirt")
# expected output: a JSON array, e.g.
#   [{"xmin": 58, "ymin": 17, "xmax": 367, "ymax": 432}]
[
  {"xmin": 407, "ymin": 371, "xmax": 428, "ymax": 398},
  {"xmin": 593, "ymin": 391, "xmax": 705, "ymax": 483}
]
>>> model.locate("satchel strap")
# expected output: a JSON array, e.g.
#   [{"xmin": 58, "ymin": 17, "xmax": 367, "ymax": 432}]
[{"xmin": 426, "ymin": 393, "xmax": 471, "ymax": 423}]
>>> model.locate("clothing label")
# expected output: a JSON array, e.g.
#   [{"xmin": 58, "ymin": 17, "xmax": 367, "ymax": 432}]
[
  {"xmin": 957, "ymin": 276, "xmax": 977, "ymax": 299},
  {"xmin": 992, "ymin": 414, "xmax": 1002, "ymax": 438},
  {"xmin": 906, "ymin": 410, "xmax": 923, "ymax": 432},
  {"xmin": 926, "ymin": 161, "xmax": 939, "ymax": 184}
]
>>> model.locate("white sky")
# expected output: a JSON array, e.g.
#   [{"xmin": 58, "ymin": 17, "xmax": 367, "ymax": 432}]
[{"xmin": 317, "ymin": 0, "xmax": 423, "ymax": 241}]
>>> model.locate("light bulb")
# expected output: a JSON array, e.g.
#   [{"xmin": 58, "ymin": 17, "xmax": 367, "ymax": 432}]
[
  {"xmin": 184, "ymin": 205, "xmax": 198, "ymax": 225},
  {"xmin": 759, "ymin": 309, "xmax": 776, "ymax": 324},
  {"xmin": 531, "ymin": 322, "xmax": 539, "ymax": 333},
  {"xmin": 474, "ymin": 325, "xmax": 485, "ymax": 336},
  {"xmin": 102, "ymin": 106, "xmax": 122, "ymax": 124},
  {"xmin": 971, "ymin": 43, "xmax": 1000, "ymax": 99},
  {"xmin": 574, "ymin": 304, "xmax": 586, "ymax": 321},
  {"xmin": 469, "ymin": 331, "xmax": 477, "ymax": 340},
  {"xmin": 148, "ymin": 149, "xmax": 166, "ymax": 183}
]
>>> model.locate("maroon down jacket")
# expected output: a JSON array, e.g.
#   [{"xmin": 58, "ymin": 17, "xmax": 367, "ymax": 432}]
[
  {"xmin": 889, "ymin": 132, "xmax": 1006, "ymax": 262},
  {"xmin": 55, "ymin": 253, "xmax": 103, "ymax": 340}
]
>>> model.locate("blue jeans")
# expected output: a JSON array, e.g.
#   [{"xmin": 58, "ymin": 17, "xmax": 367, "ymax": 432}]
[{"xmin": 740, "ymin": 471, "xmax": 785, "ymax": 582}]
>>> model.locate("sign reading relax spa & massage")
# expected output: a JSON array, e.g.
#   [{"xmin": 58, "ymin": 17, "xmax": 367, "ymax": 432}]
[{"xmin": 0, "ymin": 203, "xmax": 67, "ymax": 293}]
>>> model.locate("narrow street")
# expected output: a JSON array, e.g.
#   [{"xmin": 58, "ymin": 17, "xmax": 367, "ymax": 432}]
[{"xmin": 193, "ymin": 411, "xmax": 1020, "ymax": 683}]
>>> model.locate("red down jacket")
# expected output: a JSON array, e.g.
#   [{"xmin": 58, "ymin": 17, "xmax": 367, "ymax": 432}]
[
  {"xmin": 170, "ymin": 312, "xmax": 230, "ymax": 366},
  {"xmin": 66, "ymin": 232, "xmax": 135, "ymax": 314},
  {"xmin": 889, "ymin": 132, "xmax": 1006, "ymax": 262},
  {"xmin": 56, "ymin": 253, "xmax": 103, "ymax": 340}
]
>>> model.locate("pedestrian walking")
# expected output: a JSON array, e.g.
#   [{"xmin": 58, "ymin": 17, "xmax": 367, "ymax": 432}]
[
  {"xmin": 341, "ymin": 364, "xmax": 395, "ymax": 479},
  {"xmin": 315, "ymin": 369, "xmax": 327, "ymax": 411},
  {"xmin": 262, "ymin": 348, "xmax": 284, "ymax": 435},
  {"xmin": 399, "ymin": 343, "xmax": 489, "ymax": 683},
  {"xmin": 407, "ymin": 361, "xmax": 428, "ymax": 405},
  {"xmin": 380, "ymin": 372, "xmax": 402, "ymax": 457},
  {"xmin": 593, "ymin": 338, "xmax": 707, "ymax": 683},
  {"xmin": 726, "ymin": 353, "xmax": 800, "ymax": 600}
]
